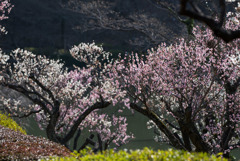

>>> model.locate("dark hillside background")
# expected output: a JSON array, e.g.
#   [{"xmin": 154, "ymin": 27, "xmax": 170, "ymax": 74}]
[{"xmin": 0, "ymin": 0, "xmax": 184, "ymax": 55}]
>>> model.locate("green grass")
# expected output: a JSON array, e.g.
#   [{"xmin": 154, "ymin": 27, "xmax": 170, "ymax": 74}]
[
  {"xmin": 42, "ymin": 147, "xmax": 226, "ymax": 161},
  {"xmin": 0, "ymin": 112, "xmax": 26, "ymax": 134}
]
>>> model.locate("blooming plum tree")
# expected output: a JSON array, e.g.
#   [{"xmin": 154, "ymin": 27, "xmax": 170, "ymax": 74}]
[
  {"xmin": 0, "ymin": 0, "xmax": 13, "ymax": 34},
  {"xmin": 0, "ymin": 42, "xmax": 133, "ymax": 151},
  {"xmin": 112, "ymin": 13, "xmax": 240, "ymax": 157}
]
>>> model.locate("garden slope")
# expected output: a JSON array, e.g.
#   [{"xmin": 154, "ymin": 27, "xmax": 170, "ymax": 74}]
[{"xmin": 0, "ymin": 125, "xmax": 71, "ymax": 160}]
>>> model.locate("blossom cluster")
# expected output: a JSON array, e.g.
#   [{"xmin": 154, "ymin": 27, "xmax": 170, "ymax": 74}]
[
  {"xmin": 0, "ymin": 0, "xmax": 12, "ymax": 20},
  {"xmin": 70, "ymin": 42, "xmax": 112, "ymax": 68},
  {"xmin": 0, "ymin": 0, "xmax": 13, "ymax": 34}
]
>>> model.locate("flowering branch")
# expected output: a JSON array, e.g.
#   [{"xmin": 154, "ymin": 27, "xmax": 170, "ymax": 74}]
[{"xmin": 179, "ymin": 0, "xmax": 240, "ymax": 42}]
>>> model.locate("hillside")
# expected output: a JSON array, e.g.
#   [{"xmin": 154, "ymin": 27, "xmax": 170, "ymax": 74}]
[{"xmin": 0, "ymin": 0, "xmax": 184, "ymax": 52}]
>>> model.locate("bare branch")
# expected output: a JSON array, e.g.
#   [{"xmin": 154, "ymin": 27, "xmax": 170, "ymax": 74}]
[
  {"xmin": 73, "ymin": 129, "xmax": 81, "ymax": 150},
  {"xmin": 62, "ymin": 0, "xmax": 176, "ymax": 49},
  {"xmin": 78, "ymin": 134, "xmax": 95, "ymax": 151},
  {"xmin": 219, "ymin": 0, "xmax": 226, "ymax": 26}
]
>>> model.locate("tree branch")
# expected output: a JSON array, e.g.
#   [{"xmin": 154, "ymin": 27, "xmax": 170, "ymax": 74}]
[
  {"xmin": 73, "ymin": 129, "xmax": 81, "ymax": 150},
  {"xmin": 78, "ymin": 134, "xmax": 95, "ymax": 151},
  {"xmin": 3, "ymin": 83, "xmax": 51, "ymax": 115},
  {"xmin": 29, "ymin": 75, "xmax": 60, "ymax": 113},
  {"xmin": 11, "ymin": 109, "xmax": 42, "ymax": 118},
  {"xmin": 130, "ymin": 103, "xmax": 186, "ymax": 150},
  {"xmin": 179, "ymin": 0, "xmax": 240, "ymax": 42},
  {"xmin": 61, "ymin": 100, "xmax": 110, "ymax": 144}
]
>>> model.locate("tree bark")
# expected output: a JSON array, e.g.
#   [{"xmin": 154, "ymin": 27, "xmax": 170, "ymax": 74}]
[
  {"xmin": 130, "ymin": 103, "xmax": 186, "ymax": 150},
  {"xmin": 61, "ymin": 101, "xmax": 110, "ymax": 144}
]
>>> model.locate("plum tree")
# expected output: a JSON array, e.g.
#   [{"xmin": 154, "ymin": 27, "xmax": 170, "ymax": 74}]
[
  {"xmin": 111, "ymin": 13, "xmax": 240, "ymax": 158},
  {"xmin": 0, "ymin": 0, "xmax": 132, "ymax": 151},
  {"xmin": 0, "ymin": 42, "xmax": 133, "ymax": 151}
]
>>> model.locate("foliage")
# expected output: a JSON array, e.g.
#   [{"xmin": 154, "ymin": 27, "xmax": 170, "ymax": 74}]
[
  {"xmin": 0, "ymin": 125, "xmax": 71, "ymax": 160},
  {"xmin": 0, "ymin": 42, "xmax": 133, "ymax": 151},
  {"xmin": 111, "ymin": 13, "xmax": 240, "ymax": 157},
  {"xmin": 0, "ymin": 112, "xmax": 26, "ymax": 134},
  {"xmin": 41, "ymin": 147, "xmax": 226, "ymax": 161}
]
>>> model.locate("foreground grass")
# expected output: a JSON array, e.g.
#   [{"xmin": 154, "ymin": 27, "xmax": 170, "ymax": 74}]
[
  {"xmin": 0, "ymin": 113, "xmax": 227, "ymax": 161},
  {"xmin": 42, "ymin": 147, "xmax": 227, "ymax": 161},
  {"xmin": 0, "ymin": 112, "xmax": 26, "ymax": 134}
]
